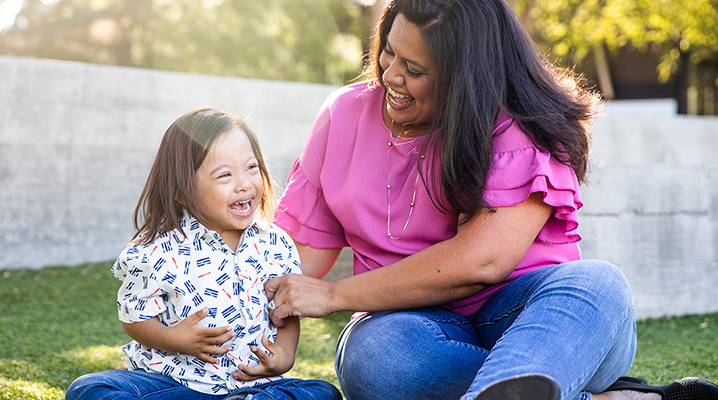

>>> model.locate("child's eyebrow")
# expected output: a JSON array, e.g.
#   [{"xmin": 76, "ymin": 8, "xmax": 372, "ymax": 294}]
[
  {"xmin": 209, "ymin": 157, "xmax": 258, "ymax": 175},
  {"xmin": 210, "ymin": 164, "xmax": 231, "ymax": 175}
]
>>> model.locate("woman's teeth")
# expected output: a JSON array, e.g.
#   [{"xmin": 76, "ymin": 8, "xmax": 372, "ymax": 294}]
[
  {"xmin": 387, "ymin": 86, "xmax": 411, "ymax": 105},
  {"xmin": 387, "ymin": 86, "xmax": 409, "ymax": 99}
]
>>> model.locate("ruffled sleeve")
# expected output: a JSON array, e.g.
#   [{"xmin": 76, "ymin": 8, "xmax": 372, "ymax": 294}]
[
  {"xmin": 275, "ymin": 161, "xmax": 348, "ymax": 249},
  {"xmin": 483, "ymin": 117, "xmax": 583, "ymax": 244},
  {"xmin": 274, "ymin": 93, "xmax": 349, "ymax": 249}
]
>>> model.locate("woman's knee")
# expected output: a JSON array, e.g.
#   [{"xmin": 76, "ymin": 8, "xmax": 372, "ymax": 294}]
[
  {"xmin": 336, "ymin": 309, "xmax": 486, "ymax": 400},
  {"xmin": 554, "ymin": 260, "xmax": 634, "ymax": 314}
]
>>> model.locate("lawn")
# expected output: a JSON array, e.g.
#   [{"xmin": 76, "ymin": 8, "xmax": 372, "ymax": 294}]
[{"xmin": 0, "ymin": 262, "xmax": 716, "ymax": 399}]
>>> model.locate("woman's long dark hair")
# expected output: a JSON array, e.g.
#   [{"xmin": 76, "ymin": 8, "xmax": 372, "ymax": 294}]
[
  {"xmin": 365, "ymin": 0, "xmax": 599, "ymax": 222},
  {"xmin": 133, "ymin": 108, "xmax": 275, "ymax": 245}
]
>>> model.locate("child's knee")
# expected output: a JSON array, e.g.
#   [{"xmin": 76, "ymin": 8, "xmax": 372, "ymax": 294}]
[{"xmin": 65, "ymin": 373, "xmax": 102, "ymax": 400}]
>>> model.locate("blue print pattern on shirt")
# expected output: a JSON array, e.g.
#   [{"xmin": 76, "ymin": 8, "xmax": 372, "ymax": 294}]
[{"xmin": 112, "ymin": 213, "xmax": 301, "ymax": 395}]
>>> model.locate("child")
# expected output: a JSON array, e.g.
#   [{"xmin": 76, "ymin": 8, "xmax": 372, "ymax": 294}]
[{"xmin": 66, "ymin": 108, "xmax": 341, "ymax": 400}]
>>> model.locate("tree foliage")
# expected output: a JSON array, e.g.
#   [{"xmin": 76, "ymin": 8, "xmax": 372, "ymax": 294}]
[
  {"xmin": 0, "ymin": 0, "xmax": 365, "ymax": 84},
  {"xmin": 523, "ymin": 0, "xmax": 718, "ymax": 82},
  {"xmin": 1, "ymin": 0, "xmax": 716, "ymax": 87}
]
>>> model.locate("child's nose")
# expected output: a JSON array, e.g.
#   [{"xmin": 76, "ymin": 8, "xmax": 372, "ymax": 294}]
[{"xmin": 234, "ymin": 175, "xmax": 251, "ymax": 192}]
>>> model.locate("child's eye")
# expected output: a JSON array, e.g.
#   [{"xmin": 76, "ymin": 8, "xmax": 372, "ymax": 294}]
[{"xmin": 218, "ymin": 172, "xmax": 231, "ymax": 178}]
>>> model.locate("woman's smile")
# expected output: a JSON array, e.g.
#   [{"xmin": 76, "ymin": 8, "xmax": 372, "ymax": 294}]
[{"xmin": 386, "ymin": 85, "xmax": 413, "ymax": 109}]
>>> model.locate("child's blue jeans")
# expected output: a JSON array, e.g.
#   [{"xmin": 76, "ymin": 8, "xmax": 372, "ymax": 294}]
[
  {"xmin": 335, "ymin": 260, "xmax": 637, "ymax": 400},
  {"xmin": 65, "ymin": 369, "xmax": 341, "ymax": 400}
]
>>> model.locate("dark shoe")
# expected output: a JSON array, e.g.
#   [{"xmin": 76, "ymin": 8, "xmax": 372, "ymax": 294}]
[
  {"xmin": 605, "ymin": 376, "xmax": 718, "ymax": 400},
  {"xmin": 474, "ymin": 373, "xmax": 560, "ymax": 400}
]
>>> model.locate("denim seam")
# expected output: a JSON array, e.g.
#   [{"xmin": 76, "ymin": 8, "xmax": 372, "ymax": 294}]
[
  {"xmin": 418, "ymin": 315, "xmax": 483, "ymax": 351},
  {"xmin": 473, "ymin": 303, "xmax": 527, "ymax": 328},
  {"xmin": 405, "ymin": 311, "xmax": 474, "ymax": 327}
]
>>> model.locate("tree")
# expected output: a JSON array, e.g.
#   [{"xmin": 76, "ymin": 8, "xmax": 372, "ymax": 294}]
[
  {"xmin": 0, "ymin": 0, "xmax": 157, "ymax": 67},
  {"xmin": 524, "ymin": 0, "xmax": 718, "ymax": 109},
  {"xmin": 0, "ymin": 0, "xmax": 366, "ymax": 84}
]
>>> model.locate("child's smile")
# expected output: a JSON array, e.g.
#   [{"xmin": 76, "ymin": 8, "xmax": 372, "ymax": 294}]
[{"xmin": 195, "ymin": 127, "xmax": 263, "ymax": 249}]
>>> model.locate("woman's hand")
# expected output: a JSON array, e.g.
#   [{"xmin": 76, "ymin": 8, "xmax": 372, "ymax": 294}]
[
  {"xmin": 264, "ymin": 273, "xmax": 337, "ymax": 327},
  {"xmin": 123, "ymin": 308, "xmax": 234, "ymax": 364},
  {"xmin": 232, "ymin": 335, "xmax": 295, "ymax": 381}
]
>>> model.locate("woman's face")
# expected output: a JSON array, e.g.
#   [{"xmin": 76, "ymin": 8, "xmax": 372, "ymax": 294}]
[{"xmin": 379, "ymin": 13, "xmax": 437, "ymax": 136}]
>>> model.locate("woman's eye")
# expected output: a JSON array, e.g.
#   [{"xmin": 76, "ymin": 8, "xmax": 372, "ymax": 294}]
[{"xmin": 406, "ymin": 69, "xmax": 423, "ymax": 78}]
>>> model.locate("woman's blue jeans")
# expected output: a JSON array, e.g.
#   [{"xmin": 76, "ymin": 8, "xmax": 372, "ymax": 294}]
[
  {"xmin": 335, "ymin": 260, "xmax": 637, "ymax": 400},
  {"xmin": 65, "ymin": 369, "xmax": 342, "ymax": 400}
]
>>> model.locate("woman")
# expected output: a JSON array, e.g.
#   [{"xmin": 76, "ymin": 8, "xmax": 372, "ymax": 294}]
[{"xmin": 265, "ymin": 1, "xmax": 718, "ymax": 399}]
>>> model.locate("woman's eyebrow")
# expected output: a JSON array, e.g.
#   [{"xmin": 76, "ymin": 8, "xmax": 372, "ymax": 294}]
[{"xmin": 386, "ymin": 40, "xmax": 429, "ymax": 72}]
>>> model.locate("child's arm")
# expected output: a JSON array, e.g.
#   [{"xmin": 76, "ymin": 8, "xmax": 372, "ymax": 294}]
[
  {"xmin": 232, "ymin": 316, "xmax": 300, "ymax": 380},
  {"xmin": 123, "ymin": 307, "xmax": 235, "ymax": 364}
]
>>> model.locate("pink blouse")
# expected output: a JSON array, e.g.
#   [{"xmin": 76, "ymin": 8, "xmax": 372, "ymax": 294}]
[{"xmin": 275, "ymin": 82, "xmax": 582, "ymax": 316}]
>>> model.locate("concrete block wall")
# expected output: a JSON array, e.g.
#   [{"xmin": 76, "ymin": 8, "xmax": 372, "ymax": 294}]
[
  {"xmin": 581, "ymin": 115, "xmax": 718, "ymax": 319},
  {"xmin": 2, "ymin": 56, "xmax": 718, "ymax": 319},
  {"xmin": 0, "ymin": 55, "xmax": 335, "ymax": 269}
]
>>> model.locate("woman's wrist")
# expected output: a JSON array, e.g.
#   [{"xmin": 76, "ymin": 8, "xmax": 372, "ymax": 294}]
[{"xmin": 325, "ymin": 277, "xmax": 348, "ymax": 314}]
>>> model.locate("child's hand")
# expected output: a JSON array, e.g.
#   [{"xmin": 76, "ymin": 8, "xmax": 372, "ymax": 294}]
[
  {"xmin": 232, "ymin": 335, "xmax": 295, "ymax": 381},
  {"xmin": 167, "ymin": 308, "xmax": 235, "ymax": 363}
]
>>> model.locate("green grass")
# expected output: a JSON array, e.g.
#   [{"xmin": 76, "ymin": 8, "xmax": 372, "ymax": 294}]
[{"xmin": 1, "ymin": 263, "xmax": 717, "ymax": 399}]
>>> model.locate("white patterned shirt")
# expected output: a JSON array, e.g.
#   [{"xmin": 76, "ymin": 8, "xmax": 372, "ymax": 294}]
[{"xmin": 112, "ymin": 212, "xmax": 301, "ymax": 395}]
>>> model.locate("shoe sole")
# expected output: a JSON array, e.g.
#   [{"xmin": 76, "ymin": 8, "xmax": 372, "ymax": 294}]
[{"xmin": 474, "ymin": 373, "xmax": 561, "ymax": 400}]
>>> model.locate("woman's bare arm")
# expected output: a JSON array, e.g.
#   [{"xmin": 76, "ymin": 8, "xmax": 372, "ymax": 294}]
[{"xmin": 266, "ymin": 192, "xmax": 552, "ymax": 326}]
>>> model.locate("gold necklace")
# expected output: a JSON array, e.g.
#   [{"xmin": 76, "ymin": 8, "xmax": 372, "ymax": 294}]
[{"xmin": 386, "ymin": 120, "xmax": 424, "ymax": 240}]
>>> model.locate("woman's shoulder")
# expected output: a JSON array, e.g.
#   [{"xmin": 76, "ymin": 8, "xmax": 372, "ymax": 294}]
[
  {"xmin": 322, "ymin": 80, "xmax": 382, "ymax": 112},
  {"xmin": 491, "ymin": 111, "xmax": 536, "ymax": 154}
]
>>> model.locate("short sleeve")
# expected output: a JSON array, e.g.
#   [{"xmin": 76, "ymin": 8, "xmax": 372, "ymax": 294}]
[
  {"xmin": 483, "ymin": 121, "xmax": 583, "ymax": 245},
  {"xmin": 275, "ymin": 161, "xmax": 348, "ymax": 249},
  {"xmin": 113, "ymin": 244, "xmax": 167, "ymax": 323},
  {"xmin": 275, "ymin": 97, "xmax": 348, "ymax": 249}
]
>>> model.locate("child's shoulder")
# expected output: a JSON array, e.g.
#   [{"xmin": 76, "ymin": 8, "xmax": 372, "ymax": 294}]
[
  {"xmin": 247, "ymin": 220, "xmax": 294, "ymax": 247},
  {"xmin": 118, "ymin": 229, "xmax": 187, "ymax": 260},
  {"xmin": 112, "ymin": 230, "xmax": 187, "ymax": 279},
  {"xmin": 250, "ymin": 219, "xmax": 290, "ymax": 237}
]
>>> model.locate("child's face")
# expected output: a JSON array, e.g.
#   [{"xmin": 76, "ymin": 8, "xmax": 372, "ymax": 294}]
[{"xmin": 195, "ymin": 127, "xmax": 263, "ymax": 245}]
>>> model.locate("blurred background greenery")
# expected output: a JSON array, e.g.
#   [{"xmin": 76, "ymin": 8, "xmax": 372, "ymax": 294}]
[{"xmin": 0, "ymin": 0, "xmax": 716, "ymax": 114}]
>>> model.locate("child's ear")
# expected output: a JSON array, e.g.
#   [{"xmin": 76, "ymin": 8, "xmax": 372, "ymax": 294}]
[{"xmin": 174, "ymin": 193, "xmax": 186, "ymax": 207}]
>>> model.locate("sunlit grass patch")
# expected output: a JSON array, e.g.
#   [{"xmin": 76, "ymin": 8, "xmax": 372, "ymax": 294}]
[
  {"xmin": 57, "ymin": 346, "xmax": 125, "ymax": 371},
  {"xmin": 0, "ymin": 377, "xmax": 63, "ymax": 400}
]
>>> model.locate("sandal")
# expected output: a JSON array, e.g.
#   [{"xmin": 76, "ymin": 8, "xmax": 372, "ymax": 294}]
[
  {"xmin": 474, "ymin": 373, "xmax": 560, "ymax": 400},
  {"xmin": 605, "ymin": 376, "xmax": 718, "ymax": 400}
]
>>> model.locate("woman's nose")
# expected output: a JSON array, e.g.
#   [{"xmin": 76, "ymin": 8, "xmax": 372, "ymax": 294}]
[{"xmin": 383, "ymin": 62, "xmax": 405, "ymax": 87}]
